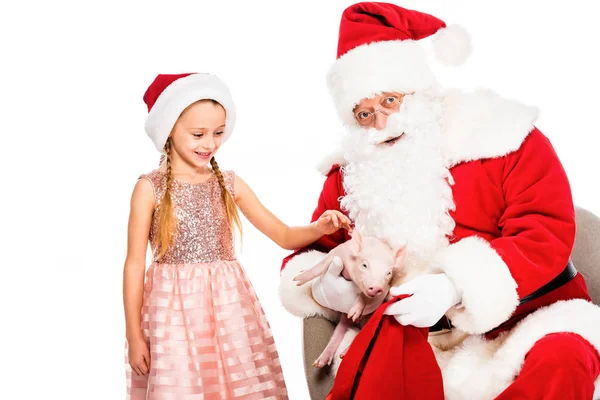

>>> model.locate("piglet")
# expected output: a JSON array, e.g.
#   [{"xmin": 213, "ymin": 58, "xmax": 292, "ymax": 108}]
[{"xmin": 293, "ymin": 231, "xmax": 406, "ymax": 367}]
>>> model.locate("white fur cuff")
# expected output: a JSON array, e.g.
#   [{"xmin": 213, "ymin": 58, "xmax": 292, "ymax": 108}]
[
  {"xmin": 437, "ymin": 236, "xmax": 519, "ymax": 334},
  {"xmin": 279, "ymin": 251, "xmax": 339, "ymax": 322}
]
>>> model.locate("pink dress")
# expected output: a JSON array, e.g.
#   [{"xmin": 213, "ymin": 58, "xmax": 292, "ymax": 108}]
[{"xmin": 126, "ymin": 170, "xmax": 288, "ymax": 399}]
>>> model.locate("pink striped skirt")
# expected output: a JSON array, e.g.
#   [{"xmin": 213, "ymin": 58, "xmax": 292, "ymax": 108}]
[{"xmin": 125, "ymin": 260, "xmax": 288, "ymax": 399}]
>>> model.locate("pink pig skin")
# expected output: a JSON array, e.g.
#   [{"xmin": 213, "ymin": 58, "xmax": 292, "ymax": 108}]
[{"xmin": 293, "ymin": 231, "xmax": 406, "ymax": 368}]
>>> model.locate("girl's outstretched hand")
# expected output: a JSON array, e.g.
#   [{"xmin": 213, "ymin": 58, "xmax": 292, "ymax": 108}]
[
  {"xmin": 128, "ymin": 337, "xmax": 151, "ymax": 376},
  {"xmin": 314, "ymin": 210, "xmax": 353, "ymax": 235}
]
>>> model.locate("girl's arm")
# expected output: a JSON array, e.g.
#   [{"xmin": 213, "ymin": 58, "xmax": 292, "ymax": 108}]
[
  {"xmin": 123, "ymin": 179, "xmax": 154, "ymax": 344},
  {"xmin": 234, "ymin": 174, "xmax": 352, "ymax": 250}
]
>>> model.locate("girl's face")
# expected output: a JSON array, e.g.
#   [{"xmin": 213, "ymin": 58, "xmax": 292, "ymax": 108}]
[{"xmin": 169, "ymin": 101, "xmax": 226, "ymax": 169}]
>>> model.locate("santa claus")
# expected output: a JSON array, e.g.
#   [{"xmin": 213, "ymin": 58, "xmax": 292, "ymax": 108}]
[{"xmin": 279, "ymin": 2, "xmax": 600, "ymax": 399}]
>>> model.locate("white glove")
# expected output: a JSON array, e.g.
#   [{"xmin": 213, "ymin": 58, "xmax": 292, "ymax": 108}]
[{"xmin": 383, "ymin": 273, "xmax": 461, "ymax": 328}]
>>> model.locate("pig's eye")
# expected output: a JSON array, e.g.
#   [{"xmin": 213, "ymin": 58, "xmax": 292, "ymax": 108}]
[
  {"xmin": 387, "ymin": 271, "xmax": 392, "ymax": 276},
  {"xmin": 361, "ymin": 263, "xmax": 368, "ymax": 269}
]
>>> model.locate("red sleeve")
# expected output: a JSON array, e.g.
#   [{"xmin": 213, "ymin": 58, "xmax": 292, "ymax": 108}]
[
  {"xmin": 280, "ymin": 167, "xmax": 349, "ymax": 271},
  {"xmin": 440, "ymin": 128, "xmax": 576, "ymax": 334},
  {"xmin": 492, "ymin": 128, "xmax": 576, "ymax": 298}
]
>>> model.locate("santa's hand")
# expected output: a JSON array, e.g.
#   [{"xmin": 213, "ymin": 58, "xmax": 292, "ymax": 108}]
[{"xmin": 383, "ymin": 274, "xmax": 461, "ymax": 328}]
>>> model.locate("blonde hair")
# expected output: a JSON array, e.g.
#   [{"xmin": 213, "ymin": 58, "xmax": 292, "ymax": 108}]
[
  {"xmin": 210, "ymin": 156, "xmax": 243, "ymax": 239},
  {"xmin": 155, "ymin": 100, "xmax": 242, "ymax": 258}
]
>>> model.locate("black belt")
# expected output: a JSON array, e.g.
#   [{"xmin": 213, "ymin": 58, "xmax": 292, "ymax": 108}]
[
  {"xmin": 429, "ymin": 259, "xmax": 578, "ymax": 333},
  {"xmin": 518, "ymin": 259, "xmax": 577, "ymax": 305}
]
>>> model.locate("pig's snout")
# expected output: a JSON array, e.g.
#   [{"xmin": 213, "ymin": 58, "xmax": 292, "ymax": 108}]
[{"xmin": 367, "ymin": 285, "xmax": 383, "ymax": 297}]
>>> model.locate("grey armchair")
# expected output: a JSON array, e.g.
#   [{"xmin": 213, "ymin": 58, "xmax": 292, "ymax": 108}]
[{"xmin": 301, "ymin": 206, "xmax": 600, "ymax": 399}]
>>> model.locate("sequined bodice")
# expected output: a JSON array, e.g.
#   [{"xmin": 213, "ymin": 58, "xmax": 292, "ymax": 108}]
[{"xmin": 140, "ymin": 169, "xmax": 236, "ymax": 264}]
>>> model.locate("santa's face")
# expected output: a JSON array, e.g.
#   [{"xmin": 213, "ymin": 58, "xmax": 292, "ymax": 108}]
[
  {"xmin": 352, "ymin": 91, "xmax": 410, "ymax": 133},
  {"xmin": 340, "ymin": 92, "xmax": 455, "ymax": 274}
]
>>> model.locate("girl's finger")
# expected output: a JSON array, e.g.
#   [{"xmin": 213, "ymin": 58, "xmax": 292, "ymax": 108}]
[
  {"xmin": 138, "ymin": 362, "xmax": 149, "ymax": 375},
  {"xmin": 144, "ymin": 353, "xmax": 151, "ymax": 371},
  {"xmin": 131, "ymin": 364, "xmax": 141, "ymax": 376},
  {"xmin": 331, "ymin": 213, "xmax": 340, "ymax": 228}
]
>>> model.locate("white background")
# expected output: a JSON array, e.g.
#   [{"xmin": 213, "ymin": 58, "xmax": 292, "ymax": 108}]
[{"xmin": 1, "ymin": 0, "xmax": 598, "ymax": 399}]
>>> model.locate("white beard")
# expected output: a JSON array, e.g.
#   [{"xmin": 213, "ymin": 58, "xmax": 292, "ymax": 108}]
[{"xmin": 340, "ymin": 93, "xmax": 456, "ymax": 275}]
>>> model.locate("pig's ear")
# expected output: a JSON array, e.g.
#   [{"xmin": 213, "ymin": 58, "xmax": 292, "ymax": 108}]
[
  {"xmin": 351, "ymin": 230, "xmax": 363, "ymax": 252},
  {"xmin": 394, "ymin": 245, "xmax": 407, "ymax": 268},
  {"xmin": 390, "ymin": 263, "xmax": 407, "ymax": 288}
]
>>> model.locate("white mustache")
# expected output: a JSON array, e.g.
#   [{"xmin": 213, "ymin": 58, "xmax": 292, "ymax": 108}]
[{"xmin": 367, "ymin": 113, "xmax": 405, "ymax": 145}]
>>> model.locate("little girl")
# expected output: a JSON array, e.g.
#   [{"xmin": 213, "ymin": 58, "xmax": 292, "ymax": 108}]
[{"xmin": 123, "ymin": 73, "xmax": 351, "ymax": 399}]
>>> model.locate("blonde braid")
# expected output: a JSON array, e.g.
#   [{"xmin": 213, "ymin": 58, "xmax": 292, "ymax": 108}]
[
  {"xmin": 157, "ymin": 139, "xmax": 177, "ymax": 258},
  {"xmin": 210, "ymin": 157, "xmax": 243, "ymax": 238}
]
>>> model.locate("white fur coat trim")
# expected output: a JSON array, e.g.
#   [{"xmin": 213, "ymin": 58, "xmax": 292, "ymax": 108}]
[
  {"xmin": 316, "ymin": 151, "xmax": 346, "ymax": 176},
  {"xmin": 437, "ymin": 236, "xmax": 519, "ymax": 335},
  {"xmin": 279, "ymin": 250, "xmax": 339, "ymax": 322},
  {"xmin": 317, "ymin": 89, "xmax": 539, "ymax": 174},
  {"xmin": 440, "ymin": 299, "xmax": 600, "ymax": 400},
  {"xmin": 442, "ymin": 88, "xmax": 539, "ymax": 166}
]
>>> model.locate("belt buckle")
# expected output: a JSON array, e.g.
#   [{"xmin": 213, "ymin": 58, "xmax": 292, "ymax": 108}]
[
  {"xmin": 429, "ymin": 316, "xmax": 453, "ymax": 336},
  {"xmin": 429, "ymin": 327, "xmax": 453, "ymax": 336}
]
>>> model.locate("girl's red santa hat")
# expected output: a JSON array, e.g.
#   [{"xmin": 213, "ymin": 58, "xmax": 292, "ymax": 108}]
[
  {"xmin": 327, "ymin": 2, "xmax": 471, "ymax": 126},
  {"xmin": 143, "ymin": 73, "xmax": 236, "ymax": 154}
]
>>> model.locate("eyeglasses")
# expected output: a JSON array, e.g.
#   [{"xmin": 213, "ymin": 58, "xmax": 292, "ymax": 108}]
[{"xmin": 353, "ymin": 94, "xmax": 407, "ymax": 127}]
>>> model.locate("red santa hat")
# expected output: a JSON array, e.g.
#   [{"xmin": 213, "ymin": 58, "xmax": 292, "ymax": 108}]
[
  {"xmin": 327, "ymin": 2, "xmax": 471, "ymax": 126},
  {"xmin": 143, "ymin": 73, "xmax": 236, "ymax": 154}
]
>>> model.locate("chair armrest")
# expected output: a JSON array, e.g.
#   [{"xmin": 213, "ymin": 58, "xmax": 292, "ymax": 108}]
[
  {"xmin": 573, "ymin": 206, "xmax": 600, "ymax": 305},
  {"xmin": 302, "ymin": 316, "xmax": 336, "ymax": 399}
]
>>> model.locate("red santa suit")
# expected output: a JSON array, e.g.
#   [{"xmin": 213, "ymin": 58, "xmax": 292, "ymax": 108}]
[{"xmin": 279, "ymin": 3, "xmax": 600, "ymax": 399}]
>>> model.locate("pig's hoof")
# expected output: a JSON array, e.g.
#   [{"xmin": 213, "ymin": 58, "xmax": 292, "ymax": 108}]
[
  {"xmin": 340, "ymin": 348, "xmax": 349, "ymax": 359},
  {"xmin": 313, "ymin": 355, "xmax": 333, "ymax": 368},
  {"xmin": 348, "ymin": 307, "xmax": 364, "ymax": 322}
]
